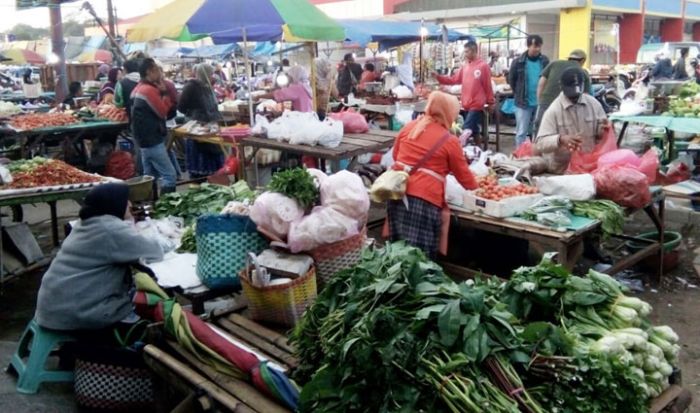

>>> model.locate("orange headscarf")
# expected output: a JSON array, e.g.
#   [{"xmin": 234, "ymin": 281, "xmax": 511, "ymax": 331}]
[{"xmin": 408, "ymin": 91, "xmax": 460, "ymax": 140}]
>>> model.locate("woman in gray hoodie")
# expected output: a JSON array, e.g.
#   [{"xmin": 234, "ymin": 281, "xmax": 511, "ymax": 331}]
[{"xmin": 35, "ymin": 183, "xmax": 163, "ymax": 331}]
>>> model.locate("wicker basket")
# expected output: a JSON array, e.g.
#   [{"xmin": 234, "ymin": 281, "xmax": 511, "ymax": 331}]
[
  {"xmin": 240, "ymin": 265, "xmax": 317, "ymax": 327},
  {"xmin": 309, "ymin": 229, "xmax": 366, "ymax": 288}
]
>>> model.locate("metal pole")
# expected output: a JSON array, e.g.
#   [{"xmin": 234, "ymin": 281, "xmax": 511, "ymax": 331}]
[
  {"xmin": 49, "ymin": 0, "xmax": 68, "ymax": 103},
  {"xmin": 243, "ymin": 28, "xmax": 254, "ymax": 126},
  {"xmin": 106, "ymin": 0, "xmax": 116, "ymax": 38}
]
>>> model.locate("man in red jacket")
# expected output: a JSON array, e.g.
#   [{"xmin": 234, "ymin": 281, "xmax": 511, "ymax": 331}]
[{"xmin": 433, "ymin": 41, "xmax": 495, "ymax": 141}]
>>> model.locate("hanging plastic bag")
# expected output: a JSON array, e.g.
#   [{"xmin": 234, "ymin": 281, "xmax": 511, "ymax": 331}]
[
  {"xmin": 567, "ymin": 127, "xmax": 618, "ymax": 174},
  {"xmin": 215, "ymin": 154, "xmax": 240, "ymax": 176},
  {"xmin": 329, "ymin": 109, "xmax": 369, "ymax": 133},
  {"xmin": 513, "ymin": 141, "xmax": 533, "ymax": 159},
  {"xmin": 469, "ymin": 150, "xmax": 490, "ymax": 177},
  {"xmin": 593, "ymin": 165, "xmax": 650, "ymax": 208}
]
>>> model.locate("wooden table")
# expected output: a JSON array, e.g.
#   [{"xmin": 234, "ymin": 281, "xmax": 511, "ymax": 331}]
[
  {"xmin": 167, "ymin": 128, "xmax": 237, "ymax": 158},
  {"xmin": 238, "ymin": 130, "xmax": 397, "ymax": 184},
  {"xmin": 449, "ymin": 191, "xmax": 667, "ymax": 282},
  {"xmin": 450, "ymin": 208, "xmax": 600, "ymax": 271}
]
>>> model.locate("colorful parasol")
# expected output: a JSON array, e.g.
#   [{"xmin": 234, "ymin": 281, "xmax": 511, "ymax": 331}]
[
  {"xmin": 75, "ymin": 49, "xmax": 113, "ymax": 64},
  {"xmin": 0, "ymin": 49, "xmax": 45, "ymax": 65},
  {"xmin": 133, "ymin": 273, "xmax": 299, "ymax": 410},
  {"xmin": 126, "ymin": 0, "xmax": 344, "ymax": 43}
]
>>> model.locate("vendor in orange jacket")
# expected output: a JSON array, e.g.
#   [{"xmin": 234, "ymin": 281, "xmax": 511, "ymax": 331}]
[
  {"xmin": 386, "ymin": 91, "xmax": 478, "ymax": 258},
  {"xmin": 432, "ymin": 41, "xmax": 495, "ymax": 141}
]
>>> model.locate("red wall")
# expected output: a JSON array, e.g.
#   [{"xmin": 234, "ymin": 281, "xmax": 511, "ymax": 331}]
[
  {"xmin": 620, "ymin": 13, "xmax": 644, "ymax": 64},
  {"xmin": 660, "ymin": 18, "xmax": 684, "ymax": 42},
  {"xmin": 693, "ymin": 22, "xmax": 700, "ymax": 41}
]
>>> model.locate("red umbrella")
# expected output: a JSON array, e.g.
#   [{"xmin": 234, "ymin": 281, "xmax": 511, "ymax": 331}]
[{"xmin": 76, "ymin": 49, "xmax": 113, "ymax": 64}]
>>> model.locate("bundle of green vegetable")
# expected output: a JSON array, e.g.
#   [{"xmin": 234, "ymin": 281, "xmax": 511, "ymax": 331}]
[
  {"xmin": 520, "ymin": 196, "xmax": 573, "ymax": 228},
  {"xmin": 154, "ymin": 181, "xmax": 255, "ymax": 223},
  {"xmin": 572, "ymin": 200, "xmax": 624, "ymax": 236},
  {"xmin": 177, "ymin": 224, "xmax": 196, "ymax": 253},
  {"xmin": 502, "ymin": 254, "xmax": 680, "ymax": 410},
  {"xmin": 291, "ymin": 242, "xmax": 544, "ymax": 413},
  {"xmin": 267, "ymin": 168, "xmax": 319, "ymax": 210},
  {"xmin": 8, "ymin": 156, "xmax": 48, "ymax": 173}
]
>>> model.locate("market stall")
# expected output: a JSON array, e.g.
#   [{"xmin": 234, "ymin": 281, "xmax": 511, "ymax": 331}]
[{"xmin": 238, "ymin": 129, "xmax": 396, "ymax": 183}]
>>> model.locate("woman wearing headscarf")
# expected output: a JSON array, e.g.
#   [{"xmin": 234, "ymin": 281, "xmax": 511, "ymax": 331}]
[
  {"xmin": 387, "ymin": 91, "xmax": 478, "ymax": 257},
  {"xmin": 95, "ymin": 63, "xmax": 111, "ymax": 81},
  {"xmin": 98, "ymin": 67, "xmax": 122, "ymax": 103},
  {"xmin": 314, "ymin": 57, "xmax": 336, "ymax": 120},
  {"xmin": 35, "ymin": 183, "xmax": 163, "ymax": 332},
  {"xmin": 178, "ymin": 63, "xmax": 225, "ymax": 178},
  {"xmin": 271, "ymin": 65, "xmax": 313, "ymax": 112}
]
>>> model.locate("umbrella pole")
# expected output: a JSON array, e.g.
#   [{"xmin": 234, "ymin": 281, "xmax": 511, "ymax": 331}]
[{"xmin": 243, "ymin": 28, "xmax": 254, "ymax": 126}]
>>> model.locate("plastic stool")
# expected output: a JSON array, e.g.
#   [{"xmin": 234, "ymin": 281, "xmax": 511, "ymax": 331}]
[{"xmin": 7, "ymin": 319, "xmax": 77, "ymax": 394}]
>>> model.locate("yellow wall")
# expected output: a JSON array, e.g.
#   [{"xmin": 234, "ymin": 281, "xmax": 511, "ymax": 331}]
[{"xmin": 559, "ymin": 1, "xmax": 592, "ymax": 68}]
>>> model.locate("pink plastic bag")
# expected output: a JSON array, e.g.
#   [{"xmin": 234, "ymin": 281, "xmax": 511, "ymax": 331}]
[
  {"xmin": 598, "ymin": 149, "xmax": 641, "ymax": 169},
  {"xmin": 567, "ymin": 127, "xmax": 618, "ymax": 174},
  {"xmin": 329, "ymin": 109, "xmax": 369, "ymax": 133},
  {"xmin": 637, "ymin": 149, "xmax": 659, "ymax": 184},
  {"xmin": 513, "ymin": 141, "xmax": 533, "ymax": 158},
  {"xmin": 593, "ymin": 165, "xmax": 651, "ymax": 208}
]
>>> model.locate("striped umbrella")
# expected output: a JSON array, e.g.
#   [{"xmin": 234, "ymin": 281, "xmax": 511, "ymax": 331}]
[
  {"xmin": 1, "ymin": 49, "xmax": 45, "ymax": 65},
  {"xmin": 126, "ymin": 0, "xmax": 344, "ymax": 43}
]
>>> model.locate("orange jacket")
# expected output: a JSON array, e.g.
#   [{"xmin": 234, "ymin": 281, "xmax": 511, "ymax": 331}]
[
  {"xmin": 393, "ymin": 120, "xmax": 478, "ymax": 207},
  {"xmin": 436, "ymin": 59, "xmax": 495, "ymax": 111}
]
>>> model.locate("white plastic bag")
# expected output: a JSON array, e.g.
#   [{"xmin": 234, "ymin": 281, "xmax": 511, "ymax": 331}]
[
  {"xmin": 469, "ymin": 150, "xmax": 490, "ymax": 177},
  {"xmin": 288, "ymin": 112, "xmax": 323, "ymax": 146},
  {"xmin": 534, "ymin": 174, "xmax": 596, "ymax": 201},
  {"xmin": 249, "ymin": 192, "xmax": 305, "ymax": 239},
  {"xmin": 380, "ymin": 149, "xmax": 395, "ymax": 169},
  {"xmin": 318, "ymin": 118, "xmax": 343, "ymax": 148},
  {"xmin": 445, "ymin": 175, "xmax": 466, "ymax": 206},
  {"xmin": 320, "ymin": 170, "xmax": 370, "ymax": 223},
  {"xmin": 287, "ymin": 206, "xmax": 360, "ymax": 253},
  {"xmin": 392, "ymin": 85, "xmax": 414, "ymax": 99},
  {"xmin": 306, "ymin": 168, "xmax": 328, "ymax": 188},
  {"xmin": 251, "ymin": 114, "xmax": 270, "ymax": 135}
]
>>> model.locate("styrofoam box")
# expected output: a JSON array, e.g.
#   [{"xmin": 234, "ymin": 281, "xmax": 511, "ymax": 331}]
[{"xmin": 462, "ymin": 191, "xmax": 543, "ymax": 218}]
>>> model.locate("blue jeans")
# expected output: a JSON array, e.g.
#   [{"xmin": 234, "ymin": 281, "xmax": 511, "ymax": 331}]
[
  {"xmin": 514, "ymin": 106, "xmax": 537, "ymax": 147},
  {"xmin": 141, "ymin": 143, "xmax": 177, "ymax": 189},
  {"xmin": 463, "ymin": 110, "xmax": 483, "ymax": 137}
]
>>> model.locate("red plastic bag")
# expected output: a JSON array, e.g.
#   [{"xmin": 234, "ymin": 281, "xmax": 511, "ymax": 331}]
[
  {"xmin": 513, "ymin": 141, "xmax": 533, "ymax": 158},
  {"xmin": 104, "ymin": 151, "xmax": 135, "ymax": 180},
  {"xmin": 567, "ymin": 127, "xmax": 617, "ymax": 174},
  {"xmin": 593, "ymin": 165, "xmax": 651, "ymax": 208},
  {"xmin": 329, "ymin": 109, "xmax": 369, "ymax": 133},
  {"xmin": 215, "ymin": 154, "xmax": 240, "ymax": 176}
]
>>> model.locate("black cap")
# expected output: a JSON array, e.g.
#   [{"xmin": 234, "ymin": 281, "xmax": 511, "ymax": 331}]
[{"xmin": 560, "ymin": 67, "xmax": 585, "ymax": 98}]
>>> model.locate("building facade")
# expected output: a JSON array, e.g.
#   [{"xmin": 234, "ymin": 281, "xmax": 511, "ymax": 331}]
[{"xmin": 311, "ymin": 0, "xmax": 700, "ymax": 64}]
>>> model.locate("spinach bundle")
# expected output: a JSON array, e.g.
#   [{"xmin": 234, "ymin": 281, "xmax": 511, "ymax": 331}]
[
  {"xmin": 572, "ymin": 199, "xmax": 625, "ymax": 236},
  {"xmin": 268, "ymin": 168, "xmax": 319, "ymax": 210},
  {"xmin": 154, "ymin": 181, "xmax": 254, "ymax": 223},
  {"xmin": 291, "ymin": 243, "xmax": 543, "ymax": 413}
]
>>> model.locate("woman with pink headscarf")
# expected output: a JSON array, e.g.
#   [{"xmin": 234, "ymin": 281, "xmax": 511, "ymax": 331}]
[
  {"xmin": 386, "ymin": 91, "xmax": 478, "ymax": 257},
  {"xmin": 271, "ymin": 65, "xmax": 313, "ymax": 112}
]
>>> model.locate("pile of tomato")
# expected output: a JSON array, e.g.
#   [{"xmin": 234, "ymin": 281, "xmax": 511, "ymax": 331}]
[
  {"xmin": 10, "ymin": 113, "xmax": 78, "ymax": 131},
  {"xmin": 6, "ymin": 160, "xmax": 101, "ymax": 189},
  {"xmin": 475, "ymin": 176, "xmax": 538, "ymax": 201}
]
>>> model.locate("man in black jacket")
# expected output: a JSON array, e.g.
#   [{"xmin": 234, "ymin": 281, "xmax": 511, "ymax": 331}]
[
  {"xmin": 131, "ymin": 58, "xmax": 178, "ymax": 193},
  {"xmin": 336, "ymin": 53, "xmax": 363, "ymax": 99},
  {"xmin": 508, "ymin": 35, "xmax": 549, "ymax": 147}
]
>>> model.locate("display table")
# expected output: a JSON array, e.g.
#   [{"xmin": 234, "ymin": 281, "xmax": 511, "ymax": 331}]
[
  {"xmin": 167, "ymin": 127, "xmax": 237, "ymax": 158},
  {"xmin": 0, "ymin": 120, "xmax": 128, "ymax": 159},
  {"xmin": 449, "ymin": 189, "xmax": 667, "ymax": 282},
  {"xmin": 238, "ymin": 130, "xmax": 397, "ymax": 184}
]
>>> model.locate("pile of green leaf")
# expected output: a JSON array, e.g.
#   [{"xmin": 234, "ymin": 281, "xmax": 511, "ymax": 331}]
[
  {"xmin": 154, "ymin": 180, "xmax": 255, "ymax": 224},
  {"xmin": 501, "ymin": 255, "xmax": 679, "ymax": 412},
  {"xmin": 572, "ymin": 200, "xmax": 625, "ymax": 236},
  {"xmin": 267, "ymin": 168, "xmax": 318, "ymax": 210},
  {"xmin": 292, "ymin": 245, "xmax": 680, "ymax": 413},
  {"xmin": 176, "ymin": 224, "xmax": 196, "ymax": 253},
  {"xmin": 8, "ymin": 156, "xmax": 48, "ymax": 173},
  {"xmin": 291, "ymin": 243, "xmax": 543, "ymax": 413}
]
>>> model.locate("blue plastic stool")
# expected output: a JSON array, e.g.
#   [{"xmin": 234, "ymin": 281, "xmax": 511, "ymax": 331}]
[{"xmin": 8, "ymin": 319, "xmax": 77, "ymax": 394}]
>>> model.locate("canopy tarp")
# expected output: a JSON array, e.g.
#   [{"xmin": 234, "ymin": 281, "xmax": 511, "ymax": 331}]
[
  {"xmin": 339, "ymin": 19, "xmax": 474, "ymax": 50},
  {"xmin": 127, "ymin": 0, "xmax": 344, "ymax": 44},
  {"xmin": 148, "ymin": 47, "xmax": 194, "ymax": 59},
  {"xmin": 185, "ymin": 43, "xmax": 239, "ymax": 58}
]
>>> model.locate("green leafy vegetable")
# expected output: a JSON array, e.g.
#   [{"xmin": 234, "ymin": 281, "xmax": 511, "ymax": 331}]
[
  {"xmin": 267, "ymin": 168, "xmax": 319, "ymax": 210},
  {"xmin": 572, "ymin": 200, "xmax": 625, "ymax": 236},
  {"xmin": 154, "ymin": 181, "xmax": 254, "ymax": 223},
  {"xmin": 177, "ymin": 224, "xmax": 196, "ymax": 253}
]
